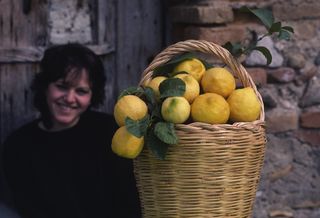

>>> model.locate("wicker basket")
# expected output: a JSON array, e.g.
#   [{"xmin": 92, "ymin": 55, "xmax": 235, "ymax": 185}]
[{"xmin": 133, "ymin": 40, "xmax": 266, "ymax": 218}]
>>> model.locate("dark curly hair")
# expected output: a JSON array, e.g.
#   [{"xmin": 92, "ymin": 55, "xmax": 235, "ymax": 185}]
[{"xmin": 32, "ymin": 43, "xmax": 106, "ymax": 120}]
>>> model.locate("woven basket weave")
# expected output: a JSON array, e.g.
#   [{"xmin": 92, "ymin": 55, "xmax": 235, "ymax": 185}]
[{"xmin": 133, "ymin": 40, "xmax": 266, "ymax": 218}]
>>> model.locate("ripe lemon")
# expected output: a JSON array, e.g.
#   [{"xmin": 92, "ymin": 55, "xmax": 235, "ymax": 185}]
[
  {"xmin": 191, "ymin": 93, "xmax": 230, "ymax": 124},
  {"xmin": 161, "ymin": 96, "xmax": 190, "ymax": 124},
  {"xmin": 111, "ymin": 126, "xmax": 144, "ymax": 159},
  {"xmin": 201, "ymin": 67, "xmax": 236, "ymax": 98},
  {"xmin": 114, "ymin": 95, "xmax": 148, "ymax": 126},
  {"xmin": 172, "ymin": 58, "xmax": 206, "ymax": 82},
  {"xmin": 174, "ymin": 74, "xmax": 200, "ymax": 103},
  {"xmin": 227, "ymin": 87, "xmax": 261, "ymax": 122},
  {"xmin": 146, "ymin": 76, "xmax": 168, "ymax": 100}
]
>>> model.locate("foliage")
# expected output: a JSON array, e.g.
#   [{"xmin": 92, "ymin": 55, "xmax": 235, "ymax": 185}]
[{"xmin": 223, "ymin": 6, "xmax": 294, "ymax": 65}]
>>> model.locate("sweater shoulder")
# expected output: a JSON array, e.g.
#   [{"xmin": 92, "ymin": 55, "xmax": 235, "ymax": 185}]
[
  {"xmin": 80, "ymin": 110, "xmax": 118, "ymax": 135},
  {"xmin": 2, "ymin": 120, "xmax": 39, "ymax": 152},
  {"xmin": 82, "ymin": 111, "xmax": 116, "ymax": 126}
]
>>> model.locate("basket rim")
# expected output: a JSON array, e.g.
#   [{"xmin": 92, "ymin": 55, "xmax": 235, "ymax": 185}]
[{"xmin": 139, "ymin": 39, "xmax": 265, "ymax": 128}]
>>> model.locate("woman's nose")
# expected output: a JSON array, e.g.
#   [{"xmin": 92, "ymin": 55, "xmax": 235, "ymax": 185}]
[{"xmin": 64, "ymin": 90, "xmax": 76, "ymax": 103}]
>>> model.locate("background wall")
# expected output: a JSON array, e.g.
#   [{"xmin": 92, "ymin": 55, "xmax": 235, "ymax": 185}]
[
  {"xmin": 0, "ymin": 0, "xmax": 319, "ymax": 217},
  {"xmin": 165, "ymin": 0, "xmax": 320, "ymax": 217}
]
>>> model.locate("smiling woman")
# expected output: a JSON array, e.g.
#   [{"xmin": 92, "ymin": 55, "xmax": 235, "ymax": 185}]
[
  {"xmin": 44, "ymin": 69, "xmax": 92, "ymax": 131},
  {"xmin": 32, "ymin": 43, "xmax": 106, "ymax": 131},
  {"xmin": 1, "ymin": 43, "xmax": 141, "ymax": 218}
]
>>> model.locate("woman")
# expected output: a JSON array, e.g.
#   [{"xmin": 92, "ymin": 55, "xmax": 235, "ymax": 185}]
[{"xmin": 2, "ymin": 44, "xmax": 141, "ymax": 218}]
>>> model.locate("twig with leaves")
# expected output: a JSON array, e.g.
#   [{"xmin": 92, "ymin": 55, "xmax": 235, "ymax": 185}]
[{"xmin": 223, "ymin": 6, "xmax": 294, "ymax": 65}]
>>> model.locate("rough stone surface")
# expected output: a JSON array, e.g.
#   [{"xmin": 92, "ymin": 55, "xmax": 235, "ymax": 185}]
[
  {"xmin": 49, "ymin": 0, "xmax": 92, "ymax": 44},
  {"xmin": 258, "ymin": 85, "xmax": 278, "ymax": 109},
  {"xmin": 169, "ymin": 1, "xmax": 234, "ymax": 24},
  {"xmin": 237, "ymin": 67, "xmax": 267, "ymax": 87},
  {"xmin": 299, "ymin": 76, "xmax": 320, "ymax": 107},
  {"xmin": 294, "ymin": 129, "xmax": 320, "ymax": 146},
  {"xmin": 300, "ymin": 110, "xmax": 320, "ymax": 128},
  {"xmin": 267, "ymin": 67, "xmax": 296, "ymax": 83},
  {"xmin": 265, "ymin": 108, "xmax": 299, "ymax": 133},
  {"xmin": 253, "ymin": 135, "xmax": 320, "ymax": 218},
  {"xmin": 315, "ymin": 51, "xmax": 320, "ymax": 66},
  {"xmin": 297, "ymin": 62, "xmax": 318, "ymax": 83},
  {"xmin": 273, "ymin": 1, "xmax": 320, "ymax": 21},
  {"xmin": 180, "ymin": 25, "xmax": 248, "ymax": 46}
]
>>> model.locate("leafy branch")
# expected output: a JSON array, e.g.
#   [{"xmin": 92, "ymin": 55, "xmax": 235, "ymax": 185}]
[
  {"xmin": 223, "ymin": 6, "xmax": 294, "ymax": 65},
  {"xmin": 120, "ymin": 77, "xmax": 187, "ymax": 160}
]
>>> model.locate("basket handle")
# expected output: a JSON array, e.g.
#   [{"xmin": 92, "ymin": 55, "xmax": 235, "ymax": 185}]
[{"xmin": 139, "ymin": 39, "xmax": 265, "ymax": 122}]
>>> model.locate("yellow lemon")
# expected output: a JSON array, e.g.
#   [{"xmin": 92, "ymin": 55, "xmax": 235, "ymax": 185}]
[
  {"xmin": 174, "ymin": 74, "xmax": 200, "ymax": 103},
  {"xmin": 111, "ymin": 126, "xmax": 144, "ymax": 159},
  {"xmin": 201, "ymin": 67, "xmax": 236, "ymax": 98},
  {"xmin": 172, "ymin": 58, "xmax": 206, "ymax": 82},
  {"xmin": 161, "ymin": 96, "xmax": 190, "ymax": 124},
  {"xmin": 114, "ymin": 95, "xmax": 148, "ymax": 126},
  {"xmin": 191, "ymin": 93, "xmax": 230, "ymax": 124},
  {"xmin": 146, "ymin": 76, "xmax": 168, "ymax": 100},
  {"xmin": 227, "ymin": 87, "xmax": 261, "ymax": 122}
]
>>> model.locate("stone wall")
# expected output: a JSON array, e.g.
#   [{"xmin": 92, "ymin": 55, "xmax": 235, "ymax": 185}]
[
  {"xmin": 49, "ymin": 0, "xmax": 93, "ymax": 44},
  {"xmin": 167, "ymin": 0, "xmax": 320, "ymax": 217}
]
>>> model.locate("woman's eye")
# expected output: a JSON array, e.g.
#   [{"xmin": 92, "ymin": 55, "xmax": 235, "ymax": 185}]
[
  {"xmin": 55, "ymin": 84, "xmax": 68, "ymax": 90},
  {"xmin": 76, "ymin": 89, "xmax": 90, "ymax": 95}
]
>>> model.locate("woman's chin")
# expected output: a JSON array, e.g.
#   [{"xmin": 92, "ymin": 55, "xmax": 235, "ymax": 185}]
[{"xmin": 52, "ymin": 116, "xmax": 79, "ymax": 130}]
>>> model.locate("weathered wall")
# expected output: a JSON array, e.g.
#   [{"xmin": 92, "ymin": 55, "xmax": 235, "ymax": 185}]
[
  {"xmin": 0, "ymin": 0, "xmax": 165, "ymax": 144},
  {"xmin": 166, "ymin": 0, "xmax": 320, "ymax": 217}
]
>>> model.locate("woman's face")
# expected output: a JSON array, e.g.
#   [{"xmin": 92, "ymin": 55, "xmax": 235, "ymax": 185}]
[{"xmin": 45, "ymin": 69, "xmax": 92, "ymax": 131}]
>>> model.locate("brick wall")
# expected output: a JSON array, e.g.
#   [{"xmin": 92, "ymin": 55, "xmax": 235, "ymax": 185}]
[{"xmin": 167, "ymin": 0, "xmax": 320, "ymax": 217}]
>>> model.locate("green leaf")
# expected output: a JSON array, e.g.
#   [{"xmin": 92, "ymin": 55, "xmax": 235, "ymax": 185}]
[
  {"xmin": 154, "ymin": 122, "xmax": 178, "ymax": 145},
  {"xmin": 200, "ymin": 59, "xmax": 214, "ymax": 70},
  {"xmin": 253, "ymin": 46, "xmax": 272, "ymax": 65},
  {"xmin": 269, "ymin": 22, "xmax": 282, "ymax": 34},
  {"xmin": 144, "ymin": 87, "xmax": 157, "ymax": 106},
  {"xmin": 251, "ymin": 8, "xmax": 274, "ymax": 28},
  {"xmin": 145, "ymin": 129, "xmax": 169, "ymax": 160},
  {"xmin": 153, "ymin": 52, "xmax": 195, "ymax": 77},
  {"xmin": 282, "ymin": 26, "xmax": 294, "ymax": 33},
  {"xmin": 152, "ymin": 64, "xmax": 174, "ymax": 78},
  {"xmin": 166, "ymin": 52, "xmax": 196, "ymax": 65},
  {"xmin": 151, "ymin": 104, "xmax": 162, "ymax": 120},
  {"xmin": 118, "ymin": 86, "xmax": 144, "ymax": 99},
  {"xmin": 240, "ymin": 6, "xmax": 274, "ymax": 28},
  {"xmin": 143, "ymin": 87, "xmax": 162, "ymax": 120},
  {"xmin": 125, "ymin": 115, "xmax": 150, "ymax": 138},
  {"xmin": 278, "ymin": 29, "xmax": 291, "ymax": 40},
  {"xmin": 223, "ymin": 42, "xmax": 244, "ymax": 57},
  {"xmin": 159, "ymin": 78, "xmax": 185, "ymax": 98}
]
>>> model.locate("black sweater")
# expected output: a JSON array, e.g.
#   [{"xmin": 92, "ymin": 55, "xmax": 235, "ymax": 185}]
[{"xmin": 2, "ymin": 111, "xmax": 141, "ymax": 218}]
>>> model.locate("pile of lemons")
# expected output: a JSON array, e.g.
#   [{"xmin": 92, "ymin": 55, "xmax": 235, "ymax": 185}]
[
  {"xmin": 111, "ymin": 57, "xmax": 261, "ymax": 159},
  {"xmin": 147, "ymin": 58, "xmax": 261, "ymax": 124}
]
